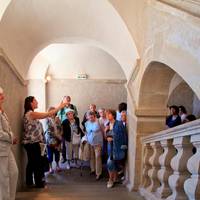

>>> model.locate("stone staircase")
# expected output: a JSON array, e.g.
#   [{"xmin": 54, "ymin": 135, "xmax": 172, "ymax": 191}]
[{"xmin": 16, "ymin": 165, "xmax": 143, "ymax": 200}]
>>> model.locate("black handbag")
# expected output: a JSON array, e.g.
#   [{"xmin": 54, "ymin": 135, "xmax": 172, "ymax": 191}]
[{"xmin": 41, "ymin": 153, "xmax": 49, "ymax": 173}]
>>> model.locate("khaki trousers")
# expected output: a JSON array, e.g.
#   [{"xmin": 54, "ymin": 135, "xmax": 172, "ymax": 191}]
[
  {"xmin": 90, "ymin": 145, "xmax": 102, "ymax": 176},
  {"xmin": 0, "ymin": 151, "xmax": 18, "ymax": 200},
  {"xmin": 65, "ymin": 141, "xmax": 79, "ymax": 160}
]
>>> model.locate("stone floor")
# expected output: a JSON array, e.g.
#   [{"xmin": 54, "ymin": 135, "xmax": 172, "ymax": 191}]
[{"xmin": 16, "ymin": 162, "xmax": 143, "ymax": 200}]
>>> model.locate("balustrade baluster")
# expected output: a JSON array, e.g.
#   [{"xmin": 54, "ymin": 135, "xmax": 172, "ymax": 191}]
[
  {"xmin": 147, "ymin": 141, "xmax": 163, "ymax": 192},
  {"xmin": 184, "ymin": 134, "xmax": 200, "ymax": 200},
  {"xmin": 156, "ymin": 139, "xmax": 176, "ymax": 198},
  {"xmin": 166, "ymin": 136, "xmax": 192, "ymax": 200},
  {"xmin": 141, "ymin": 143, "xmax": 153, "ymax": 188}
]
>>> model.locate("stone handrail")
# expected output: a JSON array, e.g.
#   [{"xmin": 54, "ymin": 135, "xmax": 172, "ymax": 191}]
[
  {"xmin": 158, "ymin": 0, "xmax": 200, "ymax": 18},
  {"xmin": 139, "ymin": 119, "xmax": 200, "ymax": 200}
]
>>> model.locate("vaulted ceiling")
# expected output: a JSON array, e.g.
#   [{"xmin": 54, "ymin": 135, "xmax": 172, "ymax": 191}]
[{"xmin": 0, "ymin": 0, "xmax": 139, "ymax": 80}]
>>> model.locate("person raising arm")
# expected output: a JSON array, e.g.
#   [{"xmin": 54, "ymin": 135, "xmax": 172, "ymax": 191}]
[{"xmin": 23, "ymin": 96, "xmax": 67, "ymax": 188}]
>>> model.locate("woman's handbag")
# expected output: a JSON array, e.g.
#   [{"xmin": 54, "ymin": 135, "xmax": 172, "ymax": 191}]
[
  {"xmin": 39, "ymin": 143, "xmax": 49, "ymax": 172},
  {"xmin": 72, "ymin": 133, "xmax": 81, "ymax": 145},
  {"xmin": 79, "ymin": 141, "xmax": 90, "ymax": 161},
  {"xmin": 41, "ymin": 154, "xmax": 50, "ymax": 173},
  {"xmin": 107, "ymin": 141, "xmax": 116, "ymax": 171}
]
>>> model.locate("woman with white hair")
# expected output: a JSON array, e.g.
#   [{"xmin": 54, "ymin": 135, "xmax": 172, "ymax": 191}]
[
  {"xmin": 85, "ymin": 111, "xmax": 103, "ymax": 180},
  {"xmin": 62, "ymin": 108, "xmax": 83, "ymax": 169},
  {"xmin": 0, "ymin": 86, "xmax": 18, "ymax": 200}
]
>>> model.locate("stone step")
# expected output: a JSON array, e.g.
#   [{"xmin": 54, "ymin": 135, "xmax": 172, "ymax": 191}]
[{"xmin": 16, "ymin": 167, "xmax": 143, "ymax": 200}]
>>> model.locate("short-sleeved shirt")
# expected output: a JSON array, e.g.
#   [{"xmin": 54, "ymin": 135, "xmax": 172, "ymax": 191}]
[
  {"xmin": 44, "ymin": 117, "xmax": 59, "ymax": 146},
  {"xmin": 23, "ymin": 111, "xmax": 44, "ymax": 144}
]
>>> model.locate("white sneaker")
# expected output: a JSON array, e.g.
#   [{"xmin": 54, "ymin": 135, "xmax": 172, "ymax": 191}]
[
  {"xmin": 107, "ymin": 180, "xmax": 114, "ymax": 188},
  {"xmin": 66, "ymin": 162, "xmax": 71, "ymax": 170}
]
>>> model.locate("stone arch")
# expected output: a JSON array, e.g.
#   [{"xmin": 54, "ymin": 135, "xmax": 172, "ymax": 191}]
[
  {"xmin": 27, "ymin": 43, "xmax": 127, "ymax": 114},
  {"xmin": 137, "ymin": 61, "xmax": 175, "ymax": 118},
  {"xmin": 133, "ymin": 60, "xmax": 200, "ymax": 190},
  {"xmin": 168, "ymin": 80, "xmax": 193, "ymax": 113},
  {"xmin": 27, "ymin": 42, "xmax": 126, "ymax": 80}
]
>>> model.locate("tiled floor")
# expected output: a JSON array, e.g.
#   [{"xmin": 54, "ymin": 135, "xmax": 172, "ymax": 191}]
[{"xmin": 16, "ymin": 162, "xmax": 143, "ymax": 200}]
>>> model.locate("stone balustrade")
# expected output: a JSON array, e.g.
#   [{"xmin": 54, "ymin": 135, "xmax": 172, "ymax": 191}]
[{"xmin": 139, "ymin": 119, "xmax": 200, "ymax": 200}]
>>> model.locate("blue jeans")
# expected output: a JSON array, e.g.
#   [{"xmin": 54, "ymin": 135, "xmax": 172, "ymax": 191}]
[{"xmin": 47, "ymin": 146, "xmax": 60, "ymax": 163}]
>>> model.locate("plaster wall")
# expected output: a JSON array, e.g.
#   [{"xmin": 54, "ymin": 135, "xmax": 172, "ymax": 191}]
[
  {"xmin": 46, "ymin": 79, "xmax": 127, "ymax": 121},
  {"xmin": 168, "ymin": 74, "xmax": 184, "ymax": 98},
  {"xmin": 193, "ymin": 94, "xmax": 200, "ymax": 118},
  {"xmin": 168, "ymin": 82, "xmax": 194, "ymax": 114},
  {"xmin": 28, "ymin": 44, "xmax": 126, "ymax": 80},
  {"xmin": 168, "ymin": 79, "xmax": 200, "ymax": 117},
  {"xmin": 0, "ymin": 58, "xmax": 27, "ymax": 189},
  {"xmin": 28, "ymin": 79, "xmax": 46, "ymax": 111}
]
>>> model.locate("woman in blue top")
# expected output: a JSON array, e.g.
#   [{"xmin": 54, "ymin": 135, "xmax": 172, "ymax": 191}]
[
  {"xmin": 105, "ymin": 109, "xmax": 128, "ymax": 188},
  {"xmin": 85, "ymin": 111, "xmax": 103, "ymax": 180},
  {"xmin": 166, "ymin": 105, "xmax": 181, "ymax": 128}
]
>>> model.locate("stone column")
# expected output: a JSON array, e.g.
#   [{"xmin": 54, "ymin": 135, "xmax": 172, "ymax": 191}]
[
  {"xmin": 156, "ymin": 139, "xmax": 176, "ymax": 198},
  {"xmin": 166, "ymin": 136, "xmax": 192, "ymax": 200},
  {"xmin": 184, "ymin": 134, "xmax": 200, "ymax": 200}
]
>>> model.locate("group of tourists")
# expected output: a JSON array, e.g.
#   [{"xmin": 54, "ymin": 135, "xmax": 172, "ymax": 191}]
[
  {"xmin": 0, "ymin": 86, "xmax": 128, "ymax": 200},
  {"xmin": 41, "ymin": 96, "xmax": 128, "ymax": 189},
  {"xmin": 24, "ymin": 95, "xmax": 128, "ymax": 189}
]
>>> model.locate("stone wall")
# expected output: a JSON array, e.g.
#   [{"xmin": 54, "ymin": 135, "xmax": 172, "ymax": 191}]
[{"xmin": 45, "ymin": 79, "xmax": 127, "ymax": 121}]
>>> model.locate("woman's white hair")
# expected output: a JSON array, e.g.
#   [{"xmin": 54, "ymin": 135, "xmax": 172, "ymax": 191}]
[{"xmin": 0, "ymin": 87, "xmax": 3, "ymax": 94}]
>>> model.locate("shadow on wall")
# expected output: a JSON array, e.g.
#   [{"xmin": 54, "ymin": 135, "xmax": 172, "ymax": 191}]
[{"xmin": 168, "ymin": 81, "xmax": 200, "ymax": 118}]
